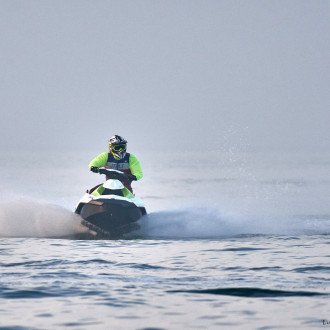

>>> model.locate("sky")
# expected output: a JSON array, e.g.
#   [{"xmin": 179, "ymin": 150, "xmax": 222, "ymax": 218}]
[{"xmin": 0, "ymin": 0, "xmax": 329, "ymax": 153}]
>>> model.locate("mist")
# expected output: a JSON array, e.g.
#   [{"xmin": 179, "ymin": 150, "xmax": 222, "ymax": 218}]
[{"xmin": 0, "ymin": 1, "xmax": 329, "ymax": 153}]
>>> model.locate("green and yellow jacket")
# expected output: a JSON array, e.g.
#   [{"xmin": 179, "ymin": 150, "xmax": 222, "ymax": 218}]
[{"xmin": 89, "ymin": 152, "xmax": 143, "ymax": 192}]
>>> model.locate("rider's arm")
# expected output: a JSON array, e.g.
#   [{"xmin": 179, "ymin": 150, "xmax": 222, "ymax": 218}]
[
  {"xmin": 89, "ymin": 152, "xmax": 108, "ymax": 169},
  {"xmin": 129, "ymin": 154, "xmax": 143, "ymax": 180}
]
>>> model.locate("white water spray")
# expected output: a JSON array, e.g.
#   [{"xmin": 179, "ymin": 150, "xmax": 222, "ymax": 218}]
[
  {"xmin": 0, "ymin": 198, "xmax": 91, "ymax": 238},
  {"xmin": 137, "ymin": 206, "xmax": 330, "ymax": 239}
]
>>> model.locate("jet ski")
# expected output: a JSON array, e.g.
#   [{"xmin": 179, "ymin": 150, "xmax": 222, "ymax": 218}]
[{"xmin": 75, "ymin": 168, "xmax": 147, "ymax": 239}]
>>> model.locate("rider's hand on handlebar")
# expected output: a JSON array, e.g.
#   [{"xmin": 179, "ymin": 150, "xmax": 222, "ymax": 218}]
[
  {"xmin": 90, "ymin": 166, "xmax": 99, "ymax": 173},
  {"xmin": 126, "ymin": 174, "xmax": 137, "ymax": 181}
]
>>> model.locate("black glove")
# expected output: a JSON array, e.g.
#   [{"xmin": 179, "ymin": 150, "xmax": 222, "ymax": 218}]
[
  {"xmin": 126, "ymin": 174, "xmax": 137, "ymax": 181},
  {"xmin": 90, "ymin": 166, "xmax": 99, "ymax": 173}
]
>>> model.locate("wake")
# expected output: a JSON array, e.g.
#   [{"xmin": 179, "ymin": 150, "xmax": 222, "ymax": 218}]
[
  {"xmin": 136, "ymin": 206, "xmax": 330, "ymax": 239},
  {"xmin": 0, "ymin": 199, "xmax": 329, "ymax": 239}
]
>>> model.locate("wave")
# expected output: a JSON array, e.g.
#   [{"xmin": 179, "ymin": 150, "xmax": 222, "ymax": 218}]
[
  {"xmin": 135, "ymin": 206, "xmax": 330, "ymax": 239},
  {"xmin": 168, "ymin": 287, "xmax": 327, "ymax": 297},
  {"xmin": 0, "ymin": 286, "xmax": 104, "ymax": 299},
  {"xmin": 0, "ymin": 198, "xmax": 92, "ymax": 238}
]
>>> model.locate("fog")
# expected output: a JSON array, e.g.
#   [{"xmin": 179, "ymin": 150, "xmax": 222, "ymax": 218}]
[{"xmin": 0, "ymin": 1, "xmax": 329, "ymax": 153}]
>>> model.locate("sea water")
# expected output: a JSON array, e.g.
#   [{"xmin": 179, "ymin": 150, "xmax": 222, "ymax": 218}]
[{"xmin": 0, "ymin": 150, "xmax": 329, "ymax": 329}]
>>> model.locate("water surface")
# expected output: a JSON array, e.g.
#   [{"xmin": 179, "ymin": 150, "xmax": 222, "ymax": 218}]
[{"xmin": 0, "ymin": 150, "xmax": 329, "ymax": 329}]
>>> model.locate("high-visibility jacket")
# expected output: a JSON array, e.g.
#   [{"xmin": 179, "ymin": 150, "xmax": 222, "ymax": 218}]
[{"xmin": 89, "ymin": 152, "xmax": 143, "ymax": 192}]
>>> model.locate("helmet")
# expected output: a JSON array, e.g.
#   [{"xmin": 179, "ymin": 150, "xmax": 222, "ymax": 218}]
[{"xmin": 108, "ymin": 135, "xmax": 127, "ymax": 159}]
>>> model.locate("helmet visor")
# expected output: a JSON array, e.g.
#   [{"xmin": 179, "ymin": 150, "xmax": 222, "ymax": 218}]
[{"xmin": 112, "ymin": 144, "xmax": 127, "ymax": 152}]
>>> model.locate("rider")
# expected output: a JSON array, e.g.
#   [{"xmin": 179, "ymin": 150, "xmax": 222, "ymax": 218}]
[{"xmin": 89, "ymin": 135, "xmax": 143, "ymax": 193}]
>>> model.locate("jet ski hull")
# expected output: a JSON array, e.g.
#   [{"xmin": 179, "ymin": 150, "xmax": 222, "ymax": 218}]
[{"xmin": 75, "ymin": 198, "xmax": 146, "ymax": 238}]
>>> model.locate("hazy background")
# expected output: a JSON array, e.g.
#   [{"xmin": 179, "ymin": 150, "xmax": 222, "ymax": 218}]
[{"xmin": 0, "ymin": 0, "xmax": 329, "ymax": 154}]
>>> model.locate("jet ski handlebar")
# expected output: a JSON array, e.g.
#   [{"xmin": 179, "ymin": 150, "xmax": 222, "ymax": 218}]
[{"xmin": 97, "ymin": 168, "xmax": 130, "ymax": 181}]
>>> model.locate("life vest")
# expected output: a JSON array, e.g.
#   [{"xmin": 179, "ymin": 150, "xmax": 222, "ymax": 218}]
[{"xmin": 106, "ymin": 152, "xmax": 133, "ymax": 192}]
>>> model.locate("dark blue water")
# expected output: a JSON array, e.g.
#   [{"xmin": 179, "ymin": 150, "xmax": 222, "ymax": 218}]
[{"xmin": 0, "ymin": 151, "xmax": 329, "ymax": 329}]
